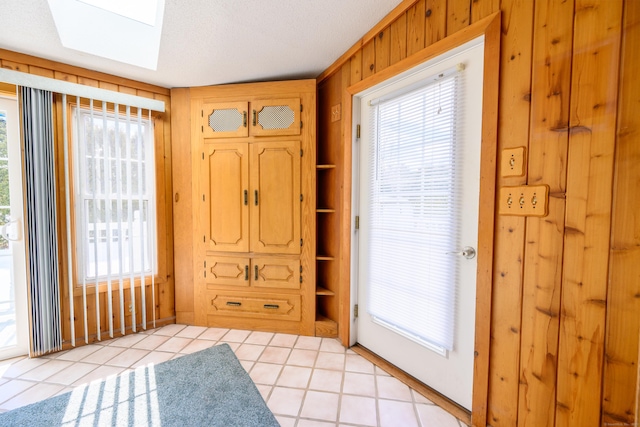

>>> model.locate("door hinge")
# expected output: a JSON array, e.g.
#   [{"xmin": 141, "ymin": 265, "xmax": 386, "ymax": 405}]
[
  {"xmin": 355, "ymin": 216, "xmax": 360, "ymax": 230},
  {"xmin": 204, "ymin": 260, "xmax": 206, "ymax": 268},
  {"xmin": 300, "ymin": 194, "xmax": 303, "ymax": 202},
  {"xmin": 202, "ymin": 194, "xmax": 205, "ymax": 201},
  {"xmin": 204, "ymin": 260, "xmax": 207, "ymax": 278},
  {"xmin": 300, "ymin": 121, "xmax": 303, "ymax": 128},
  {"xmin": 300, "ymin": 104, "xmax": 303, "ymax": 112},
  {"xmin": 300, "ymin": 265, "xmax": 303, "ymax": 273},
  {"xmin": 300, "ymin": 149, "xmax": 303, "ymax": 157},
  {"xmin": 299, "ymin": 276, "xmax": 303, "ymax": 283},
  {"xmin": 202, "ymin": 152, "xmax": 204, "ymax": 160},
  {"xmin": 354, "ymin": 304, "xmax": 359, "ymax": 318},
  {"xmin": 201, "ymin": 110, "xmax": 203, "ymax": 117},
  {"xmin": 300, "ymin": 238, "xmax": 303, "ymax": 247},
  {"xmin": 356, "ymin": 124, "xmax": 361, "ymax": 139},
  {"xmin": 201, "ymin": 125, "xmax": 204, "ymax": 133},
  {"xmin": 203, "ymin": 235, "xmax": 205, "ymax": 242}
]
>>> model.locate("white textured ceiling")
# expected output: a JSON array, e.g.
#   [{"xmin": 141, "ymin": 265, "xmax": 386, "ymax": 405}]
[{"xmin": 0, "ymin": 0, "xmax": 403, "ymax": 88}]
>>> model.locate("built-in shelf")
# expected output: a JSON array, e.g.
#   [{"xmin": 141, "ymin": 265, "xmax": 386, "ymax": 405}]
[
  {"xmin": 316, "ymin": 255, "xmax": 335, "ymax": 261},
  {"xmin": 316, "ymin": 164, "xmax": 336, "ymax": 170},
  {"xmin": 316, "ymin": 286, "xmax": 335, "ymax": 296},
  {"xmin": 315, "ymin": 315, "xmax": 338, "ymax": 337},
  {"xmin": 316, "ymin": 208, "xmax": 336, "ymax": 213}
]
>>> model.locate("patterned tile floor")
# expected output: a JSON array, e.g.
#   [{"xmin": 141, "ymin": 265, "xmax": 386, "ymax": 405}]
[{"xmin": 0, "ymin": 324, "xmax": 468, "ymax": 427}]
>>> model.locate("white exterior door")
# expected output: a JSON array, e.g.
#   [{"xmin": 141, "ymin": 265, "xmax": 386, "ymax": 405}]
[
  {"xmin": 0, "ymin": 95, "xmax": 29, "ymax": 360},
  {"xmin": 354, "ymin": 39, "xmax": 484, "ymax": 410}
]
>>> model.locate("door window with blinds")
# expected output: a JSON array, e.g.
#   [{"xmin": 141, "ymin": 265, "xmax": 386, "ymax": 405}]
[
  {"xmin": 366, "ymin": 67, "xmax": 463, "ymax": 353},
  {"xmin": 72, "ymin": 103, "xmax": 156, "ymax": 284}
]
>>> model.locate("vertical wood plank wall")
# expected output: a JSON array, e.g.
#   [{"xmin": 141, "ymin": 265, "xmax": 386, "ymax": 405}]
[
  {"xmin": 0, "ymin": 50, "xmax": 176, "ymax": 346},
  {"xmin": 316, "ymin": 0, "xmax": 639, "ymax": 425}
]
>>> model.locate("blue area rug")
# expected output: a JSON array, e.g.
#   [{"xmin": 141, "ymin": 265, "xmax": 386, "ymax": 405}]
[{"xmin": 0, "ymin": 343, "xmax": 279, "ymax": 426}]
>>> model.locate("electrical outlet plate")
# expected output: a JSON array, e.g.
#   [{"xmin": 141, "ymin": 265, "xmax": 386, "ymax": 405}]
[
  {"xmin": 498, "ymin": 185, "xmax": 549, "ymax": 217},
  {"xmin": 501, "ymin": 147, "xmax": 526, "ymax": 177}
]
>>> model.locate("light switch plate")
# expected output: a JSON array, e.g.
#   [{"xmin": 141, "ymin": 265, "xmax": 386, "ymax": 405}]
[
  {"xmin": 501, "ymin": 147, "xmax": 526, "ymax": 177},
  {"xmin": 331, "ymin": 104, "xmax": 341, "ymax": 122},
  {"xmin": 498, "ymin": 185, "xmax": 549, "ymax": 217}
]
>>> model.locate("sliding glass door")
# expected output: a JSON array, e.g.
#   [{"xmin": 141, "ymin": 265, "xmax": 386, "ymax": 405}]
[{"xmin": 0, "ymin": 95, "xmax": 29, "ymax": 359}]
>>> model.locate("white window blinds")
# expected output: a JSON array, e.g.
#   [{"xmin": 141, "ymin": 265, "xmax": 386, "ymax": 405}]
[{"xmin": 366, "ymin": 70, "xmax": 462, "ymax": 351}]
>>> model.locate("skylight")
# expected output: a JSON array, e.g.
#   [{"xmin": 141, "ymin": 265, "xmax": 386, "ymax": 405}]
[
  {"xmin": 47, "ymin": 0, "xmax": 165, "ymax": 70},
  {"xmin": 78, "ymin": 0, "xmax": 159, "ymax": 26}
]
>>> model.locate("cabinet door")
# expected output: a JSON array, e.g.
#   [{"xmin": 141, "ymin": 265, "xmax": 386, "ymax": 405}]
[
  {"xmin": 252, "ymin": 257, "xmax": 300, "ymax": 290},
  {"xmin": 205, "ymin": 256, "xmax": 250, "ymax": 287},
  {"xmin": 202, "ymin": 142, "xmax": 249, "ymax": 252},
  {"xmin": 202, "ymin": 102, "xmax": 249, "ymax": 139},
  {"xmin": 250, "ymin": 98, "xmax": 301, "ymax": 137},
  {"xmin": 250, "ymin": 141, "xmax": 301, "ymax": 254}
]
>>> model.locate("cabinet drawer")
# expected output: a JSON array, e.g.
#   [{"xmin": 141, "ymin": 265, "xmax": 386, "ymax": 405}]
[
  {"xmin": 253, "ymin": 257, "xmax": 300, "ymax": 290},
  {"xmin": 207, "ymin": 291, "xmax": 301, "ymax": 321},
  {"xmin": 205, "ymin": 256, "xmax": 250, "ymax": 287}
]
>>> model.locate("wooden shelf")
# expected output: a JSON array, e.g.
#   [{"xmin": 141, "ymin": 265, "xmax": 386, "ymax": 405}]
[
  {"xmin": 316, "ymin": 208, "xmax": 336, "ymax": 213},
  {"xmin": 316, "ymin": 255, "xmax": 335, "ymax": 261},
  {"xmin": 315, "ymin": 315, "xmax": 338, "ymax": 337},
  {"xmin": 316, "ymin": 164, "xmax": 336, "ymax": 170},
  {"xmin": 316, "ymin": 286, "xmax": 335, "ymax": 296}
]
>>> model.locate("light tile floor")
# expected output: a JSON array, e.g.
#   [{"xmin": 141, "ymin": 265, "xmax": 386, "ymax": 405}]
[{"xmin": 0, "ymin": 324, "xmax": 468, "ymax": 427}]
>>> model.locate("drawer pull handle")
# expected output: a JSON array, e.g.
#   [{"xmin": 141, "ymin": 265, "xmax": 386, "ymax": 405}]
[
  {"xmin": 254, "ymin": 265, "xmax": 259, "ymax": 280},
  {"xmin": 252, "ymin": 109, "xmax": 257, "ymax": 126},
  {"xmin": 226, "ymin": 301, "xmax": 242, "ymax": 307},
  {"xmin": 244, "ymin": 265, "xmax": 249, "ymax": 281},
  {"xmin": 244, "ymin": 189, "xmax": 248, "ymax": 205},
  {"xmin": 243, "ymin": 111, "xmax": 247, "ymax": 127},
  {"xmin": 264, "ymin": 304, "xmax": 279, "ymax": 310}
]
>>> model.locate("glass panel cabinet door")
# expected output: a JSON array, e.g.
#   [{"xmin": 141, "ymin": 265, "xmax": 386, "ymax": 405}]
[
  {"xmin": 202, "ymin": 102, "xmax": 249, "ymax": 139},
  {"xmin": 250, "ymin": 98, "xmax": 301, "ymax": 137}
]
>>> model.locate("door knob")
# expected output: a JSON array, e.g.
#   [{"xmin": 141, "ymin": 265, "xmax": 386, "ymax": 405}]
[{"xmin": 446, "ymin": 246, "xmax": 476, "ymax": 259}]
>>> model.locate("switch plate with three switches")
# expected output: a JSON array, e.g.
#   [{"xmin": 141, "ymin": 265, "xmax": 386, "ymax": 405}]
[{"xmin": 498, "ymin": 185, "xmax": 549, "ymax": 217}]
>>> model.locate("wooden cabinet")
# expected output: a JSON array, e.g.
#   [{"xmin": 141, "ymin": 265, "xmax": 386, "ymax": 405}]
[
  {"xmin": 202, "ymin": 98, "xmax": 301, "ymax": 138},
  {"xmin": 191, "ymin": 80, "xmax": 316, "ymax": 335},
  {"xmin": 201, "ymin": 141, "xmax": 301, "ymax": 254}
]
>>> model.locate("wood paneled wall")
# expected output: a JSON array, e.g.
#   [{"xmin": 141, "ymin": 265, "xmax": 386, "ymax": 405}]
[
  {"xmin": 317, "ymin": 0, "xmax": 639, "ymax": 425},
  {"xmin": 0, "ymin": 49, "xmax": 176, "ymax": 346}
]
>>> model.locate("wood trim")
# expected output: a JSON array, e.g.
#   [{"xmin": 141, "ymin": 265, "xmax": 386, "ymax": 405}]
[
  {"xmin": 0, "ymin": 49, "xmax": 169, "ymax": 96},
  {"xmin": 170, "ymin": 88, "xmax": 194, "ymax": 321},
  {"xmin": 344, "ymin": 12, "xmax": 501, "ymax": 426},
  {"xmin": 316, "ymin": 0, "xmax": 420, "ymax": 83},
  {"xmin": 470, "ymin": 11, "xmax": 500, "ymax": 427},
  {"xmin": 339, "ymin": 63, "xmax": 353, "ymax": 347},
  {"xmin": 351, "ymin": 344, "xmax": 472, "ymax": 425},
  {"xmin": 347, "ymin": 12, "xmax": 500, "ymax": 95}
]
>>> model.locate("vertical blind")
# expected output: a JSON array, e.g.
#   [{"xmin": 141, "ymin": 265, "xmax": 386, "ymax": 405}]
[
  {"xmin": 20, "ymin": 87, "xmax": 62, "ymax": 356},
  {"xmin": 366, "ymin": 70, "xmax": 462, "ymax": 351}
]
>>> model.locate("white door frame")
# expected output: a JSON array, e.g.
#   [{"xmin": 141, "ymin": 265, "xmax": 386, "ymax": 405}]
[
  {"xmin": 344, "ymin": 12, "xmax": 501, "ymax": 423},
  {"xmin": 0, "ymin": 93, "xmax": 30, "ymax": 360}
]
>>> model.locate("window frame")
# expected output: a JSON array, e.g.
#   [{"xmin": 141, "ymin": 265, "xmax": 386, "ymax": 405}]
[{"xmin": 66, "ymin": 98, "xmax": 167, "ymax": 291}]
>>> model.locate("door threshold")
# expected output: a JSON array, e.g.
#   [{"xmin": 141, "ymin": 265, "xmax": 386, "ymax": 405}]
[{"xmin": 351, "ymin": 343, "xmax": 472, "ymax": 426}]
